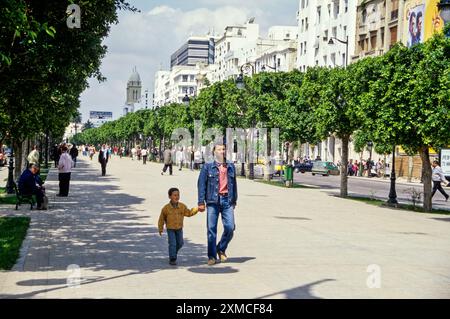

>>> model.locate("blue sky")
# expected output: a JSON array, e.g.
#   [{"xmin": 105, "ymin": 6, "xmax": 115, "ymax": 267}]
[{"xmin": 79, "ymin": 0, "xmax": 298, "ymax": 122}]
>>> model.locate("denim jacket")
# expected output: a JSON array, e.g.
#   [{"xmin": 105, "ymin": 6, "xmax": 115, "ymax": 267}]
[{"xmin": 197, "ymin": 161, "xmax": 238, "ymax": 206}]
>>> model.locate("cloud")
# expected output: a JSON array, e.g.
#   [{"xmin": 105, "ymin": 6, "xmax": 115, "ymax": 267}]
[{"xmin": 79, "ymin": 1, "xmax": 297, "ymax": 122}]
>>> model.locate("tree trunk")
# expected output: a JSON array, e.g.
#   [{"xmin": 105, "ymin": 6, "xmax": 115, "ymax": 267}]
[
  {"xmin": 419, "ymin": 146, "xmax": 432, "ymax": 212},
  {"xmin": 407, "ymin": 155, "xmax": 413, "ymax": 183},
  {"xmin": 340, "ymin": 135, "xmax": 349, "ymax": 197}
]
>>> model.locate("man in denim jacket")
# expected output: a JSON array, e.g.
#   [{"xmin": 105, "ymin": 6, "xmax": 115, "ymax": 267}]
[{"xmin": 198, "ymin": 143, "xmax": 237, "ymax": 266}]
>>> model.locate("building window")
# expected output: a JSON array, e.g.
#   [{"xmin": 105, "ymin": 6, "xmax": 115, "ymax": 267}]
[
  {"xmin": 316, "ymin": 6, "xmax": 321, "ymax": 24},
  {"xmin": 343, "ymin": 26, "xmax": 347, "ymax": 38},
  {"xmin": 301, "ymin": 0, "xmax": 305, "ymax": 9},
  {"xmin": 323, "ymin": 55, "xmax": 327, "ymax": 65},
  {"xmin": 182, "ymin": 75, "xmax": 188, "ymax": 82},
  {"xmin": 277, "ymin": 58, "xmax": 281, "ymax": 67},
  {"xmin": 345, "ymin": 0, "xmax": 348, "ymax": 13},
  {"xmin": 301, "ymin": 19, "xmax": 304, "ymax": 32},
  {"xmin": 332, "ymin": 26, "xmax": 337, "ymax": 38},
  {"xmin": 390, "ymin": 26, "xmax": 398, "ymax": 47},
  {"xmin": 190, "ymin": 75, "xmax": 195, "ymax": 81},
  {"xmin": 334, "ymin": 2, "xmax": 339, "ymax": 18},
  {"xmin": 370, "ymin": 34, "xmax": 377, "ymax": 50},
  {"xmin": 305, "ymin": 18, "xmax": 308, "ymax": 30},
  {"xmin": 362, "ymin": 9, "xmax": 367, "ymax": 23},
  {"xmin": 304, "ymin": 41, "xmax": 307, "ymax": 54}
]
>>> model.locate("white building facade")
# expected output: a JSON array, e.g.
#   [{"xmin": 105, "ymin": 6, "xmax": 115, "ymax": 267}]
[
  {"xmin": 297, "ymin": 0, "xmax": 357, "ymax": 71},
  {"xmin": 296, "ymin": 0, "xmax": 364, "ymax": 164}
]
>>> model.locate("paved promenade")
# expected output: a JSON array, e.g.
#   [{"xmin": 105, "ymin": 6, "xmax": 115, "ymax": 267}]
[{"xmin": 0, "ymin": 156, "xmax": 449, "ymax": 298}]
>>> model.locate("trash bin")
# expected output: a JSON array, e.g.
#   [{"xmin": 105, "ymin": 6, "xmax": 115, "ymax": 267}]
[
  {"xmin": 284, "ymin": 164, "xmax": 294, "ymax": 187},
  {"xmin": 285, "ymin": 164, "xmax": 294, "ymax": 181}
]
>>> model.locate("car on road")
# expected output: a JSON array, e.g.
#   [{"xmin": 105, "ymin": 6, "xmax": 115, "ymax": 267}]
[
  {"xmin": 311, "ymin": 161, "xmax": 340, "ymax": 176},
  {"xmin": 294, "ymin": 161, "xmax": 313, "ymax": 173}
]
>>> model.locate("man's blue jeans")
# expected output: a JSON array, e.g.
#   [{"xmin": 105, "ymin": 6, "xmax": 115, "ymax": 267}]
[
  {"xmin": 207, "ymin": 195, "xmax": 235, "ymax": 260},
  {"xmin": 167, "ymin": 229, "xmax": 183, "ymax": 260}
]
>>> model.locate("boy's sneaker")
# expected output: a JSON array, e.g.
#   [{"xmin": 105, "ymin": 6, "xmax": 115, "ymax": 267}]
[
  {"xmin": 218, "ymin": 251, "xmax": 228, "ymax": 262},
  {"xmin": 169, "ymin": 259, "xmax": 177, "ymax": 266},
  {"xmin": 207, "ymin": 258, "xmax": 216, "ymax": 266}
]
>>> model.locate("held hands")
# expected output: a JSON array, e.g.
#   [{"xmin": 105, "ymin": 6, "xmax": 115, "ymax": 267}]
[{"xmin": 198, "ymin": 204, "xmax": 205, "ymax": 212}]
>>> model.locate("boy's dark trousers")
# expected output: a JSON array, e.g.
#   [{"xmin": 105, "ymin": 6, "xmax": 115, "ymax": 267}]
[
  {"xmin": 143, "ymin": 155, "xmax": 147, "ymax": 164},
  {"xmin": 162, "ymin": 164, "xmax": 173, "ymax": 175},
  {"xmin": 167, "ymin": 229, "xmax": 183, "ymax": 260}
]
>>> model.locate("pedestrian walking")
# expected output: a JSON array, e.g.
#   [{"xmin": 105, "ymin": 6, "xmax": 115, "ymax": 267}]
[
  {"xmin": 158, "ymin": 188, "xmax": 200, "ymax": 265},
  {"xmin": 89, "ymin": 145, "xmax": 95, "ymax": 160},
  {"xmin": 69, "ymin": 144, "xmax": 79, "ymax": 168},
  {"xmin": 177, "ymin": 148, "xmax": 185, "ymax": 171},
  {"xmin": 98, "ymin": 144, "xmax": 109, "ymax": 176},
  {"xmin": 57, "ymin": 145, "xmax": 73, "ymax": 197},
  {"xmin": 197, "ymin": 142, "xmax": 238, "ymax": 266},
  {"xmin": 161, "ymin": 148, "xmax": 173, "ymax": 175},
  {"xmin": 431, "ymin": 160, "xmax": 449, "ymax": 201},
  {"xmin": 142, "ymin": 148, "xmax": 148, "ymax": 165}
]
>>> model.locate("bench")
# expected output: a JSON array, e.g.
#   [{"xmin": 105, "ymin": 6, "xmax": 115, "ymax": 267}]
[{"xmin": 13, "ymin": 181, "xmax": 36, "ymax": 210}]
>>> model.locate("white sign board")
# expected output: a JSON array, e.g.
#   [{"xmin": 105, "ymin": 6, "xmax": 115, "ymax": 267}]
[{"xmin": 440, "ymin": 149, "xmax": 450, "ymax": 177}]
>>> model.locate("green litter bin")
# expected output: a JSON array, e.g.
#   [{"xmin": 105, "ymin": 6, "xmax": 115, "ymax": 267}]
[{"xmin": 284, "ymin": 164, "xmax": 294, "ymax": 187}]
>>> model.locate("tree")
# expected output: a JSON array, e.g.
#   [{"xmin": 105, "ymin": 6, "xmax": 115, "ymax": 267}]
[{"xmin": 361, "ymin": 30, "xmax": 450, "ymax": 211}]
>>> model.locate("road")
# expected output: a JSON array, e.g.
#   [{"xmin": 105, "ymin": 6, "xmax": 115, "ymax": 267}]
[{"xmin": 290, "ymin": 171, "xmax": 450, "ymax": 210}]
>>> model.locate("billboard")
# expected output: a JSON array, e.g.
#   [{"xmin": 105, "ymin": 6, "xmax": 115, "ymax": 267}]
[
  {"xmin": 403, "ymin": 0, "xmax": 444, "ymax": 47},
  {"xmin": 89, "ymin": 111, "xmax": 113, "ymax": 120},
  {"xmin": 440, "ymin": 149, "xmax": 450, "ymax": 177}
]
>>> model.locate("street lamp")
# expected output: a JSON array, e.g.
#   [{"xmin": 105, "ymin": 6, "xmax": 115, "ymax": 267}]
[
  {"xmin": 327, "ymin": 36, "xmax": 349, "ymax": 68},
  {"xmin": 235, "ymin": 62, "xmax": 256, "ymax": 90},
  {"xmin": 235, "ymin": 62, "xmax": 256, "ymax": 179},
  {"xmin": 5, "ymin": 137, "xmax": 15, "ymax": 194},
  {"xmin": 387, "ymin": 145, "xmax": 398, "ymax": 205},
  {"xmin": 182, "ymin": 94, "xmax": 190, "ymax": 106},
  {"xmin": 261, "ymin": 64, "xmax": 276, "ymax": 72}
]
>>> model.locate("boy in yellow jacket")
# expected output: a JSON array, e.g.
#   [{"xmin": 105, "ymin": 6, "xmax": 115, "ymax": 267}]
[{"xmin": 158, "ymin": 187, "xmax": 199, "ymax": 265}]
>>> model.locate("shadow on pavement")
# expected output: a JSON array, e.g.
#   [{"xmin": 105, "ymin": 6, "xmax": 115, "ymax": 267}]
[{"xmin": 256, "ymin": 279, "xmax": 336, "ymax": 299}]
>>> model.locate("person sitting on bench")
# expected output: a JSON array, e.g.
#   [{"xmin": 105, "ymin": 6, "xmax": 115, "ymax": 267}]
[{"xmin": 18, "ymin": 164, "xmax": 45, "ymax": 210}]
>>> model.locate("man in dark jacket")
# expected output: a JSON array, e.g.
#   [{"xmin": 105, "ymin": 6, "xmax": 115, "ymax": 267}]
[
  {"xmin": 98, "ymin": 144, "xmax": 109, "ymax": 176},
  {"xmin": 69, "ymin": 144, "xmax": 79, "ymax": 168},
  {"xmin": 18, "ymin": 164, "xmax": 44, "ymax": 209},
  {"xmin": 197, "ymin": 142, "xmax": 237, "ymax": 266}
]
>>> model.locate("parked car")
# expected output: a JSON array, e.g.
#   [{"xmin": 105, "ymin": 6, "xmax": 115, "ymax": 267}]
[
  {"xmin": 311, "ymin": 161, "xmax": 340, "ymax": 176},
  {"xmin": 294, "ymin": 161, "xmax": 313, "ymax": 173}
]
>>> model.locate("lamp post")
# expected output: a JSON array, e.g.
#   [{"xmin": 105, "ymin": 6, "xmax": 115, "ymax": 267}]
[
  {"xmin": 261, "ymin": 64, "xmax": 276, "ymax": 72},
  {"xmin": 182, "ymin": 94, "xmax": 190, "ymax": 106},
  {"xmin": 235, "ymin": 62, "xmax": 256, "ymax": 178},
  {"xmin": 6, "ymin": 139, "xmax": 15, "ymax": 194},
  {"xmin": 387, "ymin": 145, "xmax": 398, "ymax": 205},
  {"xmin": 327, "ymin": 36, "xmax": 349, "ymax": 68}
]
